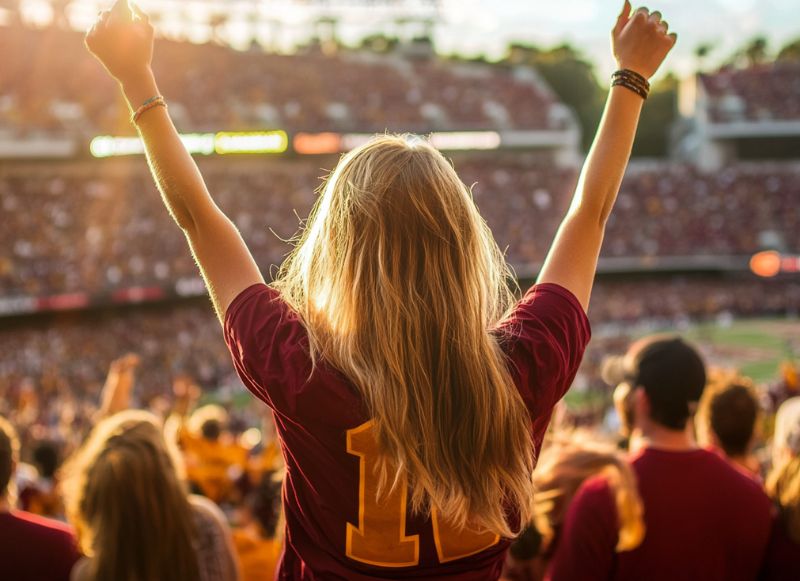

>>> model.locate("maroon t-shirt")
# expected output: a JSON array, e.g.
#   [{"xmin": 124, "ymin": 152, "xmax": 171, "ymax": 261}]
[
  {"xmin": 225, "ymin": 282, "xmax": 590, "ymax": 580},
  {"xmin": 761, "ymin": 515, "xmax": 800, "ymax": 581},
  {"xmin": 546, "ymin": 447, "xmax": 773, "ymax": 581},
  {"xmin": 0, "ymin": 510, "xmax": 81, "ymax": 581}
]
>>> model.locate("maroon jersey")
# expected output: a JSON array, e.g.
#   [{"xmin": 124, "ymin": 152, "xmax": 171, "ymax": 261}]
[
  {"xmin": 0, "ymin": 510, "xmax": 81, "ymax": 581},
  {"xmin": 225, "ymin": 282, "xmax": 590, "ymax": 579},
  {"xmin": 546, "ymin": 448, "xmax": 773, "ymax": 581}
]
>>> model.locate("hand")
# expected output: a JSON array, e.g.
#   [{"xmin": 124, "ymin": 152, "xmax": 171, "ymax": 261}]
[
  {"xmin": 110, "ymin": 352, "xmax": 141, "ymax": 375},
  {"xmin": 85, "ymin": 0, "xmax": 154, "ymax": 86},
  {"xmin": 173, "ymin": 374, "xmax": 202, "ymax": 416},
  {"xmin": 98, "ymin": 352, "xmax": 140, "ymax": 418},
  {"xmin": 612, "ymin": 1, "xmax": 677, "ymax": 79}
]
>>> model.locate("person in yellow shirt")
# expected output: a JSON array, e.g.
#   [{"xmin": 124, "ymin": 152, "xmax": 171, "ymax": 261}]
[
  {"xmin": 233, "ymin": 471, "xmax": 283, "ymax": 581},
  {"xmin": 180, "ymin": 404, "xmax": 248, "ymax": 504}
]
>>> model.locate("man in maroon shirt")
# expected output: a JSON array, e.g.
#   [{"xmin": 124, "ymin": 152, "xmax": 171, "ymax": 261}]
[
  {"xmin": 547, "ymin": 336, "xmax": 773, "ymax": 581},
  {"xmin": 0, "ymin": 416, "xmax": 80, "ymax": 581}
]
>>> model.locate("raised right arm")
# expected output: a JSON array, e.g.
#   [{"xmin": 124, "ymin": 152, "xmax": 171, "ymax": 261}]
[{"xmin": 537, "ymin": 1, "xmax": 677, "ymax": 311}]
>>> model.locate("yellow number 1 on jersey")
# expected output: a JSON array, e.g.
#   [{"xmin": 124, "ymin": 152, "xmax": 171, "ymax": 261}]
[{"xmin": 345, "ymin": 421, "xmax": 499, "ymax": 567}]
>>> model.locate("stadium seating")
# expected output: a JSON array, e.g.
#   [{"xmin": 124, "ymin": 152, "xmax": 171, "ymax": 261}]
[{"xmin": 700, "ymin": 63, "xmax": 800, "ymax": 123}]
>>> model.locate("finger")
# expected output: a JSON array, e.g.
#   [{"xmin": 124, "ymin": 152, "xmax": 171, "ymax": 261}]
[
  {"xmin": 614, "ymin": 0, "xmax": 632, "ymax": 35},
  {"xmin": 633, "ymin": 6, "xmax": 650, "ymax": 21},
  {"xmin": 649, "ymin": 10, "xmax": 662, "ymax": 24},
  {"xmin": 659, "ymin": 20, "xmax": 669, "ymax": 33},
  {"xmin": 97, "ymin": 9, "xmax": 111, "ymax": 27},
  {"xmin": 111, "ymin": 0, "xmax": 132, "ymax": 18},
  {"xmin": 130, "ymin": 1, "xmax": 150, "ymax": 23},
  {"xmin": 668, "ymin": 32, "xmax": 678, "ymax": 46}
]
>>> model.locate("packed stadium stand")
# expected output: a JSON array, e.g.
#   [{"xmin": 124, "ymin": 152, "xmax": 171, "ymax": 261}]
[
  {"xmin": 699, "ymin": 63, "xmax": 800, "ymax": 123},
  {"xmin": 0, "ymin": 26, "xmax": 569, "ymax": 136},
  {"xmin": 680, "ymin": 62, "xmax": 800, "ymax": 169},
  {"xmin": 2, "ymin": 158, "xmax": 799, "ymax": 300}
]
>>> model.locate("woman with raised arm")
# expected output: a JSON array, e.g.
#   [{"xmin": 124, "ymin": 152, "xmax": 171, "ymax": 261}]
[{"xmin": 85, "ymin": 1, "xmax": 675, "ymax": 578}]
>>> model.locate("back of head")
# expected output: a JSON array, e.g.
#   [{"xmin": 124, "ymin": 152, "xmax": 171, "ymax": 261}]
[
  {"xmin": 275, "ymin": 134, "xmax": 533, "ymax": 536},
  {"xmin": 64, "ymin": 410, "xmax": 200, "ymax": 581},
  {"xmin": 606, "ymin": 335, "xmax": 707, "ymax": 431},
  {"xmin": 32, "ymin": 440, "xmax": 60, "ymax": 480},
  {"xmin": 189, "ymin": 404, "xmax": 228, "ymax": 442},
  {"xmin": 0, "ymin": 416, "xmax": 19, "ymax": 499},
  {"xmin": 697, "ymin": 372, "xmax": 760, "ymax": 458},
  {"xmin": 774, "ymin": 396, "xmax": 800, "ymax": 467}
]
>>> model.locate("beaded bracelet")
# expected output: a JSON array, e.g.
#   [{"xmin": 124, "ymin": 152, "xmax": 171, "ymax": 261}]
[
  {"xmin": 131, "ymin": 95, "xmax": 167, "ymax": 125},
  {"xmin": 612, "ymin": 78, "xmax": 649, "ymax": 100},
  {"xmin": 612, "ymin": 69, "xmax": 650, "ymax": 100},
  {"xmin": 613, "ymin": 68, "xmax": 650, "ymax": 91}
]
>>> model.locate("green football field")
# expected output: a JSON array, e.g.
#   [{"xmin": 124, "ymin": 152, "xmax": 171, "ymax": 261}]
[
  {"xmin": 566, "ymin": 317, "xmax": 799, "ymax": 410},
  {"xmin": 680, "ymin": 318, "xmax": 799, "ymax": 383}
]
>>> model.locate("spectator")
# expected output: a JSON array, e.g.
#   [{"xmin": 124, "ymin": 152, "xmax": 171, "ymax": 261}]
[
  {"xmin": 501, "ymin": 436, "xmax": 644, "ymax": 580},
  {"xmin": 18, "ymin": 439, "xmax": 65, "ymax": 519},
  {"xmin": 548, "ymin": 336, "xmax": 773, "ymax": 581},
  {"xmin": 63, "ymin": 410, "xmax": 240, "ymax": 581},
  {"xmin": 0, "ymin": 415, "xmax": 80, "ymax": 581},
  {"xmin": 695, "ymin": 371, "xmax": 762, "ymax": 477},
  {"xmin": 180, "ymin": 404, "xmax": 248, "ymax": 504},
  {"xmin": 232, "ymin": 471, "xmax": 284, "ymax": 581},
  {"xmin": 761, "ymin": 397, "xmax": 800, "ymax": 580},
  {"xmin": 532, "ymin": 436, "xmax": 644, "ymax": 558}
]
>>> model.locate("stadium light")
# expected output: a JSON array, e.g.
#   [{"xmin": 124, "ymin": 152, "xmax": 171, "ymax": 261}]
[
  {"xmin": 749, "ymin": 250, "xmax": 800, "ymax": 277},
  {"xmin": 90, "ymin": 131, "xmax": 288, "ymax": 157},
  {"xmin": 214, "ymin": 131, "xmax": 289, "ymax": 155},
  {"xmin": 90, "ymin": 134, "xmax": 216, "ymax": 157}
]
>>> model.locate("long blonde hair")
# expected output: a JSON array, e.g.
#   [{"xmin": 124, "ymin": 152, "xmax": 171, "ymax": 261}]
[
  {"xmin": 274, "ymin": 134, "xmax": 534, "ymax": 537},
  {"xmin": 532, "ymin": 435, "xmax": 645, "ymax": 552},
  {"xmin": 63, "ymin": 411, "xmax": 201, "ymax": 581},
  {"xmin": 767, "ymin": 455, "xmax": 800, "ymax": 544},
  {"xmin": 767, "ymin": 402, "xmax": 800, "ymax": 545}
]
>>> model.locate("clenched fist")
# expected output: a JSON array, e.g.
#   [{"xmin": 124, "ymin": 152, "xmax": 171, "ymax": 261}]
[
  {"xmin": 85, "ymin": 0, "xmax": 154, "ymax": 85},
  {"xmin": 612, "ymin": 1, "xmax": 677, "ymax": 79}
]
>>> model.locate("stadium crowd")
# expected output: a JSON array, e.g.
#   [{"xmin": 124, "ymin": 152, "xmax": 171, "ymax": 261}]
[
  {"xmin": 2, "ymin": 275, "xmax": 799, "ymax": 477},
  {"xmin": 701, "ymin": 62, "xmax": 800, "ymax": 123},
  {"xmin": 0, "ymin": 26, "xmax": 562, "ymax": 136},
  {"xmin": 2, "ymin": 327, "xmax": 800, "ymax": 580},
  {"xmin": 2, "ymin": 158, "xmax": 799, "ymax": 298}
]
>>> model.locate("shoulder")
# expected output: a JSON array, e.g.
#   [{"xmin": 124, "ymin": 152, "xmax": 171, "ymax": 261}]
[
  {"xmin": 574, "ymin": 474, "xmax": 615, "ymax": 507},
  {"xmin": 189, "ymin": 494, "xmax": 230, "ymax": 531},
  {"xmin": 223, "ymin": 283, "xmax": 312, "ymax": 412},
  {"xmin": 224, "ymin": 283, "xmax": 306, "ymax": 346},
  {"xmin": 5, "ymin": 510, "xmax": 76, "ymax": 544},
  {"xmin": 498, "ymin": 283, "xmax": 590, "ymax": 335},
  {"xmin": 706, "ymin": 452, "xmax": 770, "ymax": 501},
  {"xmin": 494, "ymin": 283, "xmax": 591, "ymax": 423}
]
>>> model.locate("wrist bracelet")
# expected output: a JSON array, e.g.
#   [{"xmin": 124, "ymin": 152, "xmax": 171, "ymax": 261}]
[
  {"xmin": 612, "ymin": 69, "xmax": 650, "ymax": 100},
  {"xmin": 612, "ymin": 78, "xmax": 649, "ymax": 100},
  {"xmin": 613, "ymin": 69, "xmax": 650, "ymax": 91},
  {"xmin": 131, "ymin": 95, "xmax": 167, "ymax": 125}
]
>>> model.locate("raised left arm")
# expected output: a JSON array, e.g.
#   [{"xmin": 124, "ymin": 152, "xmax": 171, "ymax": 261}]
[{"xmin": 85, "ymin": 1, "xmax": 264, "ymax": 322}]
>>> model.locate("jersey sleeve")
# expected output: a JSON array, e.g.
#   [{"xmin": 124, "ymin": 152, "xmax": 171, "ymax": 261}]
[
  {"xmin": 223, "ymin": 283, "xmax": 311, "ymax": 416},
  {"xmin": 545, "ymin": 475, "xmax": 618, "ymax": 581},
  {"xmin": 496, "ymin": 283, "xmax": 591, "ymax": 434}
]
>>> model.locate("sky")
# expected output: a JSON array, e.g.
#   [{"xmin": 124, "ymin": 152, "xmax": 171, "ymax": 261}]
[
  {"xmin": 439, "ymin": 0, "xmax": 799, "ymax": 76},
  {"xmin": 12, "ymin": 0, "xmax": 800, "ymax": 78}
]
